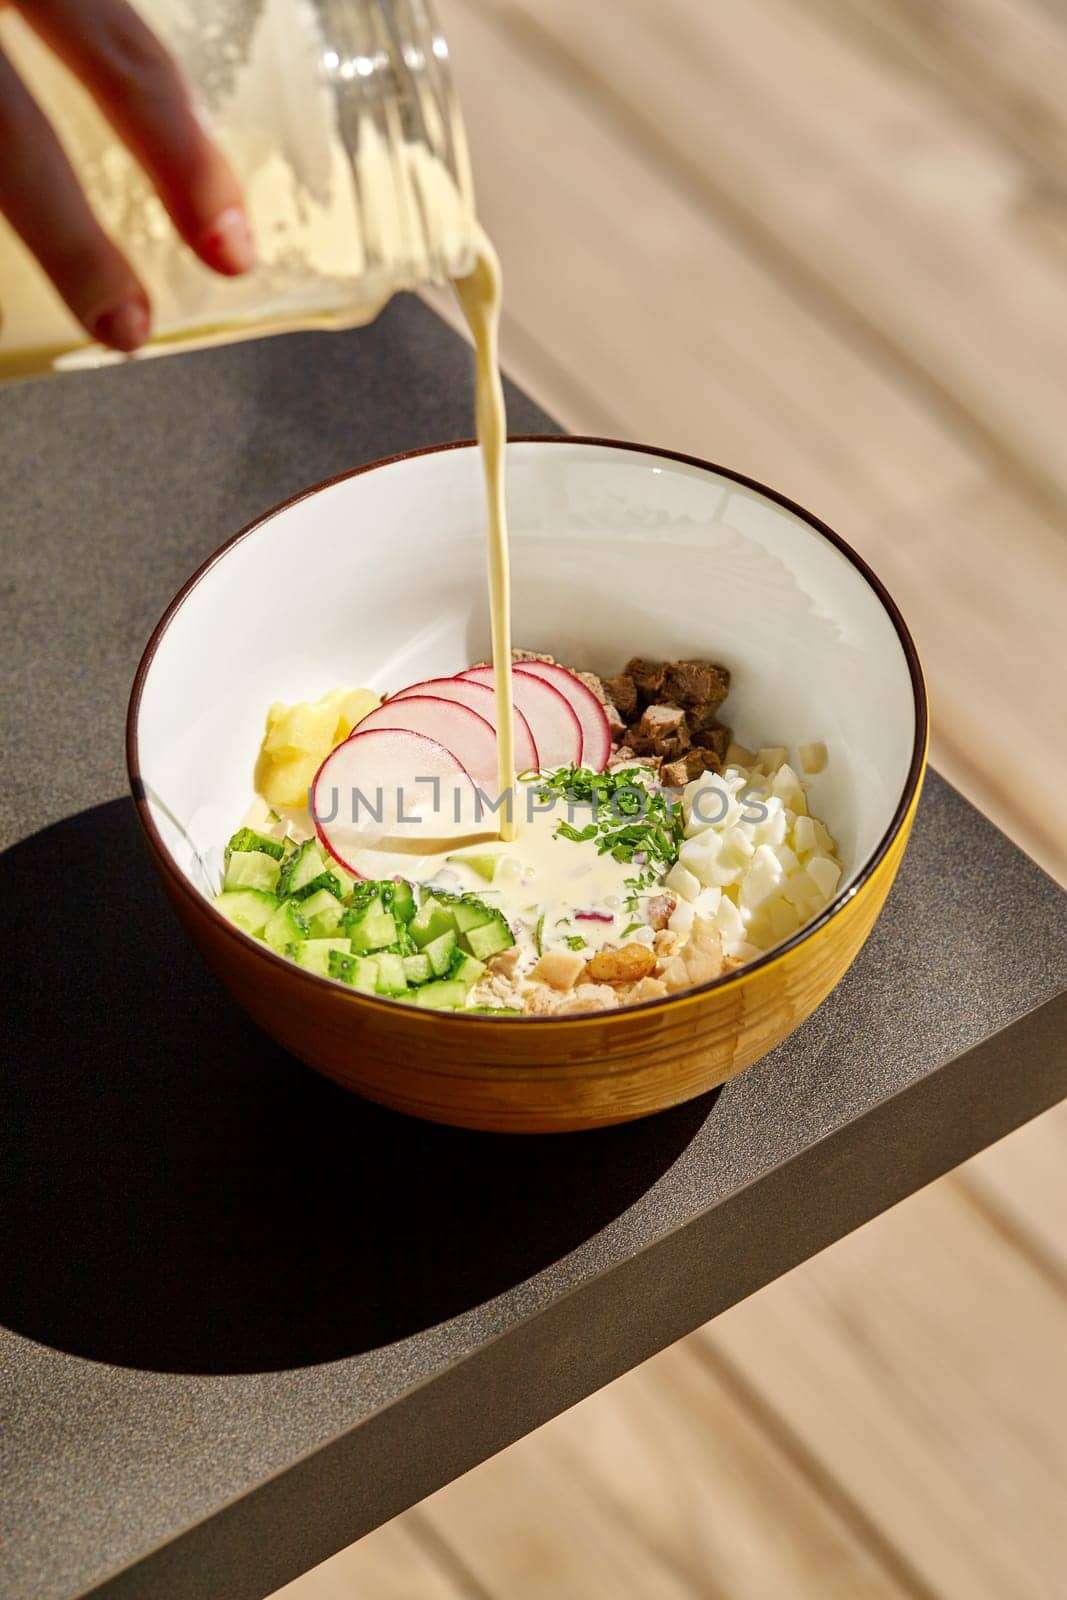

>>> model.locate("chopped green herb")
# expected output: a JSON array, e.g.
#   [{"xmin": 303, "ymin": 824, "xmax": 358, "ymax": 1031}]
[
  {"xmin": 537, "ymin": 765, "xmax": 684, "ymax": 873},
  {"xmin": 621, "ymin": 920, "xmax": 644, "ymax": 938},
  {"xmin": 563, "ymin": 934, "xmax": 587, "ymax": 951}
]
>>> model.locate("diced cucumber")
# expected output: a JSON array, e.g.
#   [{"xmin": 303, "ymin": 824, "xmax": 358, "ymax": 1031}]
[
  {"xmin": 402, "ymin": 952, "xmax": 433, "ymax": 986},
  {"xmin": 346, "ymin": 895, "xmax": 398, "ymax": 953},
  {"xmin": 278, "ymin": 838, "xmax": 327, "ymax": 897},
  {"xmin": 375, "ymin": 952, "xmax": 408, "ymax": 995},
  {"xmin": 224, "ymin": 850, "xmax": 281, "ymax": 894},
  {"xmin": 328, "ymin": 952, "xmax": 380, "ymax": 993},
  {"xmin": 351, "ymin": 956, "xmax": 381, "ymax": 993},
  {"xmin": 464, "ymin": 916, "xmax": 515, "ymax": 962},
  {"xmin": 452, "ymin": 899, "xmax": 494, "ymax": 935},
  {"xmin": 328, "ymin": 949, "xmax": 357, "ymax": 985},
  {"xmin": 449, "ymin": 951, "xmax": 486, "ymax": 989},
  {"xmin": 213, "ymin": 888, "xmax": 279, "ymax": 936},
  {"xmin": 262, "ymin": 899, "xmax": 310, "ymax": 951},
  {"xmin": 329, "ymin": 862, "xmax": 356, "ymax": 898},
  {"xmin": 388, "ymin": 879, "xmax": 416, "ymax": 923},
  {"xmin": 292, "ymin": 938, "xmax": 351, "ymax": 977},
  {"xmin": 408, "ymin": 897, "xmax": 457, "ymax": 948},
  {"xmin": 423, "ymin": 929, "xmax": 458, "ymax": 978},
  {"xmin": 225, "ymin": 827, "xmax": 285, "ymax": 862},
  {"xmin": 299, "ymin": 888, "xmax": 344, "ymax": 937},
  {"xmin": 448, "ymin": 851, "xmax": 499, "ymax": 882},
  {"xmin": 468, "ymin": 1005, "xmax": 523, "ymax": 1015},
  {"xmin": 289, "ymin": 869, "xmax": 342, "ymax": 903},
  {"xmin": 413, "ymin": 980, "xmax": 468, "ymax": 1010}
]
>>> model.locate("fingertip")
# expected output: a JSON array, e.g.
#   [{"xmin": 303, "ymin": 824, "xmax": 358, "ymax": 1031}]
[
  {"xmin": 88, "ymin": 294, "xmax": 151, "ymax": 352},
  {"xmin": 199, "ymin": 206, "xmax": 255, "ymax": 276}
]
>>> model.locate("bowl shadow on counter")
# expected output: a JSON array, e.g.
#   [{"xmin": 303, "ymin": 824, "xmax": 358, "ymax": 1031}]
[{"xmin": 1, "ymin": 800, "xmax": 714, "ymax": 1374}]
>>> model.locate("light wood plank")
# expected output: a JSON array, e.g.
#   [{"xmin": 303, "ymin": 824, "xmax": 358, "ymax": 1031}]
[
  {"xmin": 702, "ymin": 1176, "xmax": 1067, "ymax": 1600},
  {"xmin": 960, "ymin": 1100, "xmax": 1067, "ymax": 1284},
  {"xmin": 799, "ymin": 0, "xmax": 1067, "ymax": 176},
  {"xmin": 468, "ymin": 0, "xmax": 1067, "ymax": 513},
  {"xmin": 268, "ymin": 1513, "xmax": 483, "ymax": 1600},
  {"xmin": 418, "ymin": 1342, "xmax": 917, "ymax": 1600}
]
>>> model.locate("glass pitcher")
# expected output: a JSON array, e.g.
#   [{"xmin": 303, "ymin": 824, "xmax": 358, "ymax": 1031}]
[{"xmin": 0, "ymin": 0, "xmax": 478, "ymax": 380}]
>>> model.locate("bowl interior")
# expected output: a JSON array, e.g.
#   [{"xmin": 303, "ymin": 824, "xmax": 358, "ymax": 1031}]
[{"xmin": 134, "ymin": 440, "xmax": 919, "ymax": 903}]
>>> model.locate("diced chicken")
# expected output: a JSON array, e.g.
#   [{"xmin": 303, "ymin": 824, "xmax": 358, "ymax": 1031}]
[
  {"xmin": 645, "ymin": 892, "xmax": 677, "ymax": 930},
  {"xmin": 560, "ymin": 983, "xmax": 619, "ymax": 1014},
  {"xmin": 530, "ymin": 947, "xmax": 587, "ymax": 991},
  {"xmin": 624, "ymin": 976, "xmax": 670, "ymax": 1004},
  {"xmin": 487, "ymin": 946, "xmax": 523, "ymax": 979}
]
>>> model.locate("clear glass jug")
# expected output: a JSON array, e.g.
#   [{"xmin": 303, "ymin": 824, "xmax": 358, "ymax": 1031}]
[{"xmin": 0, "ymin": 0, "xmax": 477, "ymax": 379}]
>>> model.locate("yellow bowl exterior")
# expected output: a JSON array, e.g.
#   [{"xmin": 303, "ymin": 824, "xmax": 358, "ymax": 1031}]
[{"xmin": 147, "ymin": 762, "xmax": 924, "ymax": 1133}]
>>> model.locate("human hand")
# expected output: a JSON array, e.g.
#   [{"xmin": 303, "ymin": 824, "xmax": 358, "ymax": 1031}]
[{"xmin": 0, "ymin": 0, "xmax": 253, "ymax": 352}]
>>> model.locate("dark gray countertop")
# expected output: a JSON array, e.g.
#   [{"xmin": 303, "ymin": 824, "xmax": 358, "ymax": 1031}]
[{"xmin": 2, "ymin": 299, "xmax": 1065, "ymax": 1600}]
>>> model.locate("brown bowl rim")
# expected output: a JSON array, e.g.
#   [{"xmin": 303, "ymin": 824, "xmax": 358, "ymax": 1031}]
[{"xmin": 126, "ymin": 434, "xmax": 929, "ymax": 1027}]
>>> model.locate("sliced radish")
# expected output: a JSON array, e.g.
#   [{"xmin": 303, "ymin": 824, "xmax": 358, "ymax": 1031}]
[
  {"xmin": 354, "ymin": 696, "xmax": 499, "ymax": 785},
  {"xmin": 514, "ymin": 661, "xmax": 611, "ymax": 772},
  {"xmin": 312, "ymin": 728, "xmax": 478, "ymax": 875},
  {"xmin": 460, "ymin": 665, "xmax": 582, "ymax": 771},
  {"xmin": 389, "ymin": 676, "xmax": 539, "ymax": 774}
]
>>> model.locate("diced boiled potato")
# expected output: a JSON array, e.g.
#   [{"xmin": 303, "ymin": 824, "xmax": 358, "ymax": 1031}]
[
  {"xmin": 767, "ymin": 896, "xmax": 802, "ymax": 940},
  {"xmin": 752, "ymin": 800, "xmax": 787, "ymax": 849},
  {"xmin": 692, "ymin": 886, "xmax": 723, "ymax": 921},
  {"xmin": 755, "ymin": 745, "xmax": 788, "ymax": 775},
  {"xmin": 257, "ymin": 685, "xmax": 380, "ymax": 810},
  {"xmin": 799, "ymin": 741, "xmax": 828, "ymax": 775},
  {"xmin": 668, "ymin": 897, "xmax": 696, "ymax": 936},
  {"xmin": 771, "ymin": 763, "xmax": 806, "ymax": 813},
  {"xmin": 329, "ymin": 687, "xmax": 381, "ymax": 741},
  {"xmin": 775, "ymin": 843, "xmax": 800, "ymax": 876},
  {"xmin": 738, "ymin": 843, "xmax": 785, "ymax": 911},
  {"xmin": 721, "ymin": 823, "xmax": 756, "ymax": 863},
  {"xmin": 665, "ymin": 859, "xmax": 701, "ymax": 902},
  {"xmin": 813, "ymin": 819, "xmax": 837, "ymax": 855},
  {"xmin": 807, "ymin": 854, "xmax": 842, "ymax": 900},
  {"xmin": 711, "ymin": 895, "xmax": 745, "ymax": 952},
  {"xmin": 258, "ymin": 752, "xmax": 320, "ymax": 809},
  {"xmin": 792, "ymin": 814, "xmax": 817, "ymax": 858},
  {"xmin": 263, "ymin": 699, "xmax": 336, "ymax": 756}
]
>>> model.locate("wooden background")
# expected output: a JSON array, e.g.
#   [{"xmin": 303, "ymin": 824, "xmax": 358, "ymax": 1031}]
[{"xmin": 279, "ymin": 1, "xmax": 1067, "ymax": 1594}]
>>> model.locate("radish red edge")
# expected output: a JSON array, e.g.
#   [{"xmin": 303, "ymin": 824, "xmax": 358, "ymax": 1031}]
[
  {"xmin": 513, "ymin": 662, "xmax": 612, "ymax": 772},
  {"xmin": 311, "ymin": 727, "xmax": 476, "ymax": 878},
  {"xmin": 387, "ymin": 676, "xmax": 541, "ymax": 773},
  {"xmin": 459, "ymin": 665, "xmax": 582, "ymax": 770}
]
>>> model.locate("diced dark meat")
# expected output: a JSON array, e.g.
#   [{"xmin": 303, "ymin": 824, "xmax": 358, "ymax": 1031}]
[
  {"xmin": 660, "ymin": 749, "xmax": 713, "ymax": 788},
  {"xmin": 602, "ymin": 673, "xmax": 638, "ymax": 719},
  {"xmin": 639, "ymin": 704, "xmax": 687, "ymax": 740},
  {"xmin": 630, "ymin": 704, "xmax": 690, "ymax": 759},
  {"xmin": 604, "ymin": 701, "xmax": 627, "ymax": 738},
  {"xmin": 691, "ymin": 722, "xmax": 732, "ymax": 762},
  {"xmin": 624, "ymin": 657, "xmax": 666, "ymax": 702},
  {"xmin": 661, "ymin": 660, "xmax": 730, "ymax": 710}
]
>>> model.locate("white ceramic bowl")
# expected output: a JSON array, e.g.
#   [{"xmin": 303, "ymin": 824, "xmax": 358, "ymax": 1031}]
[{"xmin": 128, "ymin": 438, "xmax": 927, "ymax": 1131}]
